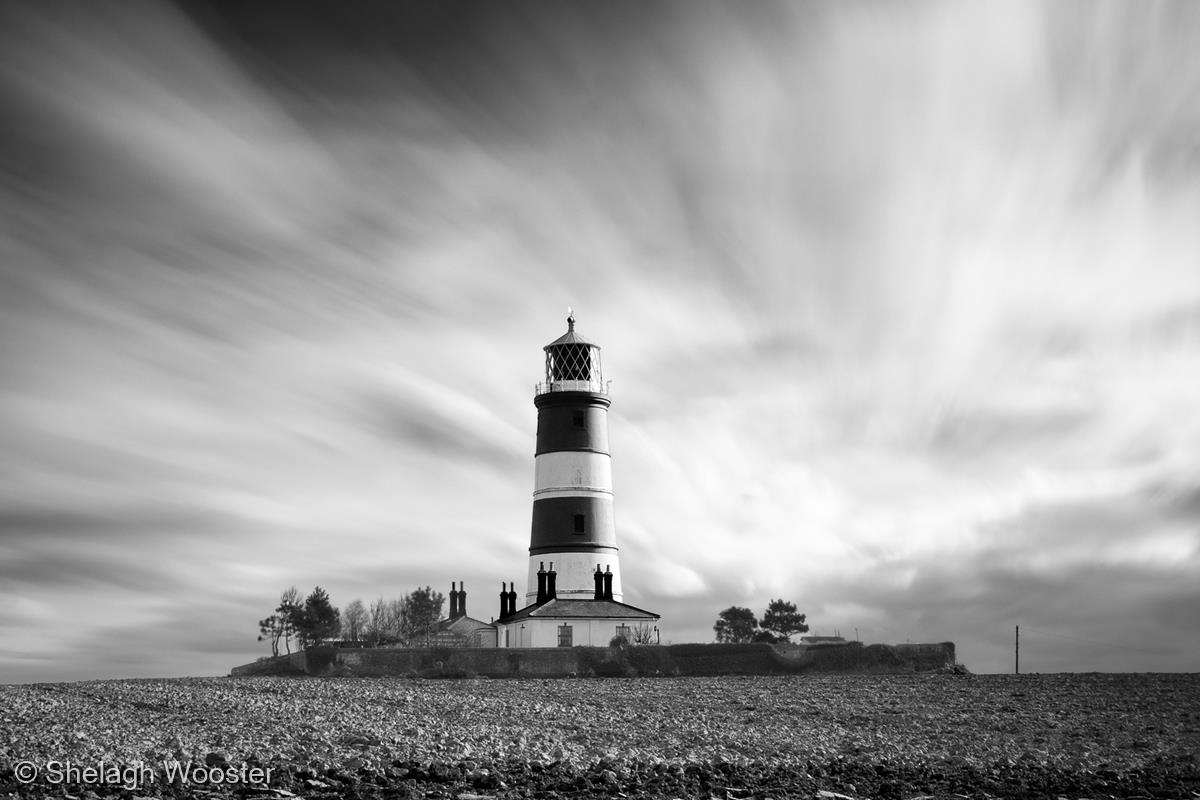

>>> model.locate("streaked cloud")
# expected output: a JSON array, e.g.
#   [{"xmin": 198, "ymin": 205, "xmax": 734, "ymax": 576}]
[{"xmin": 1, "ymin": 1, "xmax": 1198, "ymax": 681}]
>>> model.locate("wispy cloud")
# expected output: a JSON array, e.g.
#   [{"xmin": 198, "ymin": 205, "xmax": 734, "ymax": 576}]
[{"xmin": 1, "ymin": 1, "xmax": 1198, "ymax": 681}]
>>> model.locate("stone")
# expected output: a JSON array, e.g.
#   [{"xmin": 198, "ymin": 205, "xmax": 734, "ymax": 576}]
[{"xmin": 340, "ymin": 731, "xmax": 382, "ymax": 747}]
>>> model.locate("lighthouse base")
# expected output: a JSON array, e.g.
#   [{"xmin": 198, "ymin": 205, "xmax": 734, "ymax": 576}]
[{"xmin": 526, "ymin": 551, "xmax": 622, "ymax": 604}]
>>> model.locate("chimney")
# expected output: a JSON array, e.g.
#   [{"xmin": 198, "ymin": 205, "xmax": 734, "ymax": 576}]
[
  {"xmin": 594, "ymin": 565, "xmax": 604, "ymax": 600},
  {"xmin": 459, "ymin": 581, "xmax": 467, "ymax": 619},
  {"xmin": 547, "ymin": 562, "xmax": 557, "ymax": 600},
  {"xmin": 603, "ymin": 565, "xmax": 613, "ymax": 601},
  {"xmin": 507, "ymin": 582, "xmax": 518, "ymax": 616},
  {"xmin": 449, "ymin": 582, "xmax": 459, "ymax": 618},
  {"xmin": 536, "ymin": 562, "xmax": 547, "ymax": 604},
  {"xmin": 499, "ymin": 582, "xmax": 508, "ymax": 619}
]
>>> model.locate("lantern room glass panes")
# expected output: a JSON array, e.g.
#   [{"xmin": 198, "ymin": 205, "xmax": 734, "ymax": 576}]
[{"xmin": 545, "ymin": 344, "xmax": 603, "ymax": 389}]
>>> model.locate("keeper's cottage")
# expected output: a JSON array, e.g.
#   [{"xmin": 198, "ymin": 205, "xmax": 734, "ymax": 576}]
[{"xmin": 440, "ymin": 311, "xmax": 659, "ymax": 647}]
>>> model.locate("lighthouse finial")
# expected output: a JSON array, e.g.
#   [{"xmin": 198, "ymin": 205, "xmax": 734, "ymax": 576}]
[{"xmin": 567, "ymin": 306, "xmax": 575, "ymax": 331}]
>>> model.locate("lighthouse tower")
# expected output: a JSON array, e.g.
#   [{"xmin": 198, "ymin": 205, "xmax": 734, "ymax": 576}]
[{"xmin": 527, "ymin": 309, "xmax": 622, "ymax": 603}]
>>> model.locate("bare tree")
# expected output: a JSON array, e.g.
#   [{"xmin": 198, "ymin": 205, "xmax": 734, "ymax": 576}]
[
  {"xmin": 631, "ymin": 622, "xmax": 656, "ymax": 645},
  {"xmin": 342, "ymin": 598, "xmax": 368, "ymax": 643},
  {"xmin": 320, "ymin": 589, "xmax": 443, "ymax": 648},
  {"xmin": 365, "ymin": 596, "xmax": 388, "ymax": 647},
  {"xmin": 278, "ymin": 586, "xmax": 302, "ymax": 654},
  {"xmin": 386, "ymin": 597, "xmax": 407, "ymax": 644}
]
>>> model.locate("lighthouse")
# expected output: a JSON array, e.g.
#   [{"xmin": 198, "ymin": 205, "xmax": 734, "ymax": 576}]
[
  {"xmin": 489, "ymin": 310, "xmax": 658, "ymax": 648},
  {"xmin": 527, "ymin": 308, "xmax": 622, "ymax": 603}
]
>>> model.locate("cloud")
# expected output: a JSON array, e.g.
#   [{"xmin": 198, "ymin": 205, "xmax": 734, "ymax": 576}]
[{"xmin": 2, "ymin": 2, "xmax": 1199, "ymax": 681}]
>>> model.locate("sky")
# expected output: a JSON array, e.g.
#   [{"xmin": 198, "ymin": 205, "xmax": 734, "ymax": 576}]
[{"xmin": 2, "ymin": 1, "xmax": 1199, "ymax": 683}]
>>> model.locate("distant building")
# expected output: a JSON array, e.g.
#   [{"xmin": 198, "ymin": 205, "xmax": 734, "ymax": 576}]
[
  {"xmin": 800, "ymin": 635, "xmax": 848, "ymax": 646},
  {"xmin": 432, "ymin": 582, "xmax": 496, "ymax": 648},
  {"xmin": 438, "ymin": 312, "xmax": 659, "ymax": 646}
]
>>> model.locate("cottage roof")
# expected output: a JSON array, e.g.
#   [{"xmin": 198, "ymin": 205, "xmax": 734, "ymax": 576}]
[
  {"xmin": 437, "ymin": 615, "xmax": 495, "ymax": 635},
  {"xmin": 501, "ymin": 598, "xmax": 659, "ymax": 623}
]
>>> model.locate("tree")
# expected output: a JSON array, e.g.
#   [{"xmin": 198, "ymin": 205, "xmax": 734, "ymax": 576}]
[
  {"xmin": 761, "ymin": 598, "xmax": 809, "ymax": 642},
  {"xmin": 362, "ymin": 595, "xmax": 411, "ymax": 646},
  {"xmin": 342, "ymin": 598, "xmax": 367, "ymax": 643},
  {"xmin": 713, "ymin": 606, "xmax": 758, "ymax": 643},
  {"xmin": 258, "ymin": 586, "xmax": 302, "ymax": 655},
  {"xmin": 277, "ymin": 586, "xmax": 302, "ymax": 654},
  {"xmin": 400, "ymin": 586, "xmax": 444, "ymax": 646},
  {"xmin": 257, "ymin": 614, "xmax": 282, "ymax": 656},
  {"xmin": 631, "ymin": 622, "xmax": 656, "ymax": 645},
  {"xmin": 386, "ymin": 597, "xmax": 407, "ymax": 644},
  {"xmin": 364, "ymin": 596, "xmax": 389, "ymax": 646},
  {"xmin": 294, "ymin": 586, "xmax": 340, "ymax": 648}
]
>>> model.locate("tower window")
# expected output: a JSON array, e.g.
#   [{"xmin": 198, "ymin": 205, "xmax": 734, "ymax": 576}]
[
  {"xmin": 558, "ymin": 624, "xmax": 573, "ymax": 647},
  {"xmin": 573, "ymin": 514, "xmax": 585, "ymax": 534},
  {"xmin": 572, "ymin": 411, "xmax": 585, "ymax": 428}
]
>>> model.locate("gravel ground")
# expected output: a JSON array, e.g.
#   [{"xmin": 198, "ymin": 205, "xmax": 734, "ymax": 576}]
[{"xmin": 2, "ymin": 672, "xmax": 1198, "ymax": 799}]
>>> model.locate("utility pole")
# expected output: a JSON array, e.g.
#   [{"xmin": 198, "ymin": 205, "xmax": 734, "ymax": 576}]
[{"xmin": 1015, "ymin": 625, "xmax": 1020, "ymax": 674}]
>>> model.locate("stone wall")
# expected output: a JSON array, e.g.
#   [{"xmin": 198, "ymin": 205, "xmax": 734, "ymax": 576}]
[
  {"xmin": 775, "ymin": 642, "xmax": 957, "ymax": 673},
  {"xmin": 328, "ymin": 646, "xmax": 582, "ymax": 677},
  {"xmin": 229, "ymin": 651, "xmax": 306, "ymax": 677},
  {"xmin": 231, "ymin": 641, "xmax": 956, "ymax": 678}
]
